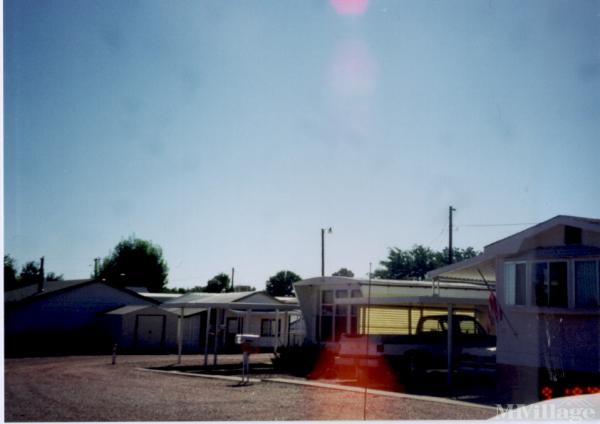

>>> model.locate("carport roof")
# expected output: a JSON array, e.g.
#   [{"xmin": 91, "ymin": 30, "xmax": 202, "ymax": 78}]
[
  {"xmin": 163, "ymin": 300, "xmax": 298, "ymax": 311},
  {"xmin": 105, "ymin": 305, "xmax": 166, "ymax": 315},
  {"xmin": 426, "ymin": 253, "xmax": 496, "ymax": 284}
]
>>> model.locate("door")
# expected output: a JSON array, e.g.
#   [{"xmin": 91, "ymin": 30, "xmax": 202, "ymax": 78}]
[
  {"xmin": 135, "ymin": 315, "xmax": 166, "ymax": 352},
  {"xmin": 226, "ymin": 317, "xmax": 243, "ymax": 350}
]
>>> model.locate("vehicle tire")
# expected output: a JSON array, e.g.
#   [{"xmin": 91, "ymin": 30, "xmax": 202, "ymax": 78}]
[{"xmin": 403, "ymin": 351, "xmax": 428, "ymax": 383}]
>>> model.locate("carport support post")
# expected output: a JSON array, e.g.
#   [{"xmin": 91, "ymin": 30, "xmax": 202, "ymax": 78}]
[
  {"xmin": 447, "ymin": 304, "xmax": 454, "ymax": 388},
  {"xmin": 177, "ymin": 307, "xmax": 184, "ymax": 365},
  {"xmin": 204, "ymin": 307, "xmax": 211, "ymax": 367},
  {"xmin": 244, "ymin": 309, "xmax": 250, "ymax": 333},
  {"xmin": 283, "ymin": 311, "xmax": 289, "ymax": 347},
  {"xmin": 213, "ymin": 308, "xmax": 220, "ymax": 366},
  {"xmin": 274, "ymin": 309, "xmax": 280, "ymax": 353}
]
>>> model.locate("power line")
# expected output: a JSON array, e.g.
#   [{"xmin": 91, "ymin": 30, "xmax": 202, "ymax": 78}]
[
  {"xmin": 456, "ymin": 222, "xmax": 537, "ymax": 228},
  {"xmin": 426, "ymin": 227, "xmax": 446, "ymax": 247}
]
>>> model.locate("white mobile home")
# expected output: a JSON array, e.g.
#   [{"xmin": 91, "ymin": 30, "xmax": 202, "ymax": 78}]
[
  {"xmin": 293, "ymin": 276, "xmax": 492, "ymax": 347},
  {"xmin": 428, "ymin": 215, "xmax": 600, "ymax": 402}
]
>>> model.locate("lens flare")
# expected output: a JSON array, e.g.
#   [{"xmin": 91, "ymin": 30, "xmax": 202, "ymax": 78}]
[
  {"xmin": 329, "ymin": 39, "xmax": 377, "ymax": 97},
  {"xmin": 330, "ymin": 0, "xmax": 369, "ymax": 16}
]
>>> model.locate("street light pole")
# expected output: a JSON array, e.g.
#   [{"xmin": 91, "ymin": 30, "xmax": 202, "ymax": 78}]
[
  {"xmin": 448, "ymin": 206, "xmax": 456, "ymax": 264},
  {"xmin": 321, "ymin": 227, "xmax": 332, "ymax": 277}
]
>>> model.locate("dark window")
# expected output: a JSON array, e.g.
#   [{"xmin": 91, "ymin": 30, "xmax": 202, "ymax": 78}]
[
  {"xmin": 260, "ymin": 319, "xmax": 280, "ymax": 337},
  {"xmin": 565, "ymin": 226, "xmax": 582, "ymax": 245},
  {"xmin": 335, "ymin": 304, "xmax": 348, "ymax": 341},
  {"xmin": 575, "ymin": 261, "xmax": 599, "ymax": 307},
  {"xmin": 533, "ymin": 261, "xmax": 568, "ymax": 307},
  {"xmin": 349, "ymin": 305, "xmax": 358, "ymax": 335},
  {"xmin": 335, "ymin": 289, "xmax": 348, "ymax": 298},
  {"xmin": 533, "ymin": 263, "xmax": 548, "ymax": 307},
  {"xmin": 549, "ymin": 262, "xmax": 568, "ymax": 307},
  {"xmin": 261, "ymin": 319, "xmax": 272, "ymax": 336},
  {"xmin": 515, "ymin": 263, "xmax": 527, "ymax": 305},
  {"xmin": 320, "ymin": 316, "xmax": 332, "ymax": 341}
]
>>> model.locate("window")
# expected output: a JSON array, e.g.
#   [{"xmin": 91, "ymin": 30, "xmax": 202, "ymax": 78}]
[
  {"xmin": 420, "ymin": 317, "xmax": 445, "ymax": 333},
  {"xmin": 321, "ymin": 290, "xmax": 333, "ymax": 304},
  {"xmin": 351, "ymin": 289, "xmax": 362, "ymax": 298},
  {"xmin": 505, "ymin": 263, "xmax": 527, "ymax": 305},
  {"xmin": 260, "ymin": 319, "xmax": 280, "ymax": 337},
  {"xmin": 575, "ymin": 261, "xmax": 599, "ymax": 307},
  {"xmin": 457, "ymin": 317, "xmax": 485, "ymax": 336},
  {"xmin": 319, "ymin": 290, "xmax": 334, "ymax": 341},
  {"xmin": 564, "ymin": 226, "xmax": 582, "ymax": 245},
  {"xmin": 533, "ymin": 261, "xmax": 568, "ymax": 307},
  {"xmin": 350, "ymin": 305, "xmax": 358, "ymax": 335},
  {"xmin": 335, "ymin": 289, "xmax": 348, "ymax": 298}
]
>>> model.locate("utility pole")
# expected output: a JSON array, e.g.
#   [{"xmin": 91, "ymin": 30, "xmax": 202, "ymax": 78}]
[
  {"xmin": 448, "ymin": 206, "xmax": 456, "ymax": 264},
  {"xmin": 38, "ymin": 256, "xmax": 45, "ymax": 292},
  {"xmin": 321, "ymin": 229, "xmax": 325, "ymax": 277},
  {"xmin": 321, "ymin": 227, "xmax": 332, "ymax": 277},
  {"xmin": 94, "ymin": 257, "xmax": 100, "ymax": 278},
  {"xmin": 231, "ymin": 267, "xmax": 235, "ymax": 292}
]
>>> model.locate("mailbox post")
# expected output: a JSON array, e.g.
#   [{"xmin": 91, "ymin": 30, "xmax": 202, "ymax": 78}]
[{"xmin": 236, "ymin": 334, "xmax": 260, "ymax": 384}]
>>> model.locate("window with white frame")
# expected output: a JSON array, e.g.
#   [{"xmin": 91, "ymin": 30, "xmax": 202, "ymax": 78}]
[
  {"xmin": 575, "ymin": 260, "xmax": 599, "ymax": 307},
  {"xmin": 504, "ymin": 262, "xmax": 527, "ymax": 305}
]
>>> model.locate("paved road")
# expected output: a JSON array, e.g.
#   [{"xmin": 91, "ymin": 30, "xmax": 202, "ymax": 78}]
[{"xmin": 5, "ymin": 355, "xmax": 496, "ymax": 421}]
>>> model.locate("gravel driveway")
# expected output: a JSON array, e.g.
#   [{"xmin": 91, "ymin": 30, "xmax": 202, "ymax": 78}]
[{"xmin": 5, "ymin": 355, "xmax": 496, "ymax": 421}]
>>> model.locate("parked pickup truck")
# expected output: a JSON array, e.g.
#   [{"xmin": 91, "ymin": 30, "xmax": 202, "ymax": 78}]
[{"xmin": 334, "ymin": 314, "xmax": 496, "ymax": 375}]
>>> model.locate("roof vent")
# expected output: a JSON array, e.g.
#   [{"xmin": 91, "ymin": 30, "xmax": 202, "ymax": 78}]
[{"xmin": 564, "ymin": 226, "xmax": 582, "ymax": 245}]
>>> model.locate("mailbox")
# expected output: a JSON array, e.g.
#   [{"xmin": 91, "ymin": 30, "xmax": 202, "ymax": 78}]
[{"xmin": 235, "ymin": 334, "xmax": 260, "ymax": 345}]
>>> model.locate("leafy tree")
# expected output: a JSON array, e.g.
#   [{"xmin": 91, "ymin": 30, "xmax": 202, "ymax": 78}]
[
  {"xmin": 205, "ymin": 273, "xmax": 232, "ymax": 293},
  {"xmin": 374, "ymin": 245, "xmax": 479, "ymax": 280},
  {"xmin": 4, "ymin": 255, "xmax": 19, "ymax": 290},
  {"xmin": 46, "ymin": 272, "xmax": 64, "ymax": 281},
  {"xmin": 162, "ymin": 287, "xmax": 189, "ymax": 294},
  {"xmin": 435, "ymin": 246, "xmax": 479, "ymax": 265},
  {"xmin": 332, "ymin": 268, "xmax": 354, "ymax": 277},
  {"xmin": 266, "ymin": 270, "xmax": 301, "ymax": 297},
  {"xmin": 19, "ymin": 261, "xmax": 43, "ymax": 286},
  {"xmin": 97, "ymin": 236, "xmax": 169, "ymax": 292}
]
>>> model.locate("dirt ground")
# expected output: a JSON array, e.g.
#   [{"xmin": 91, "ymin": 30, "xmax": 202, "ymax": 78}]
[{"xmin": 4, "ymin": 354, "xmax": 497, "ymax": 421}]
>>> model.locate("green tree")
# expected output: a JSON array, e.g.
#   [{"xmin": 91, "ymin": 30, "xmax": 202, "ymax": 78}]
[
  {"xmin": 205, "ymin": 273, "xmax": 232, "ymax": 293},
  {"xmin": 266, "ymin": 270, "xmax": 301, "ymax": 297},
  {"xmin": 19, "ymin": 261, "xmax": 43, "ymax": 286},
  {"xmin": 374, "ymin": 245, "xmax": 480, "ymax": 280},
  {"xmin": 97, "ymin": 236, "xmax": 169, "ymax": 292},
  {"xmin": 46, "ymin": 272, "xmax": 64, "ymax": 281},
  {"xmin": 435, "ymin": 246, "xmax": 479, "ymax": 265},
  {"xmin": 4, "ymin": 255, "xmax": 19, "ymax": 291},
  {"xmin": 332, "ymin": 268, "xmax": 354, "ymax": 277}
]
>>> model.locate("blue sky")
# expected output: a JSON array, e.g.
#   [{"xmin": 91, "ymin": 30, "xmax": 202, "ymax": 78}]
[{"xmin": 5, "ymin": 0, "xmax": 600, "ymax": 289}]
